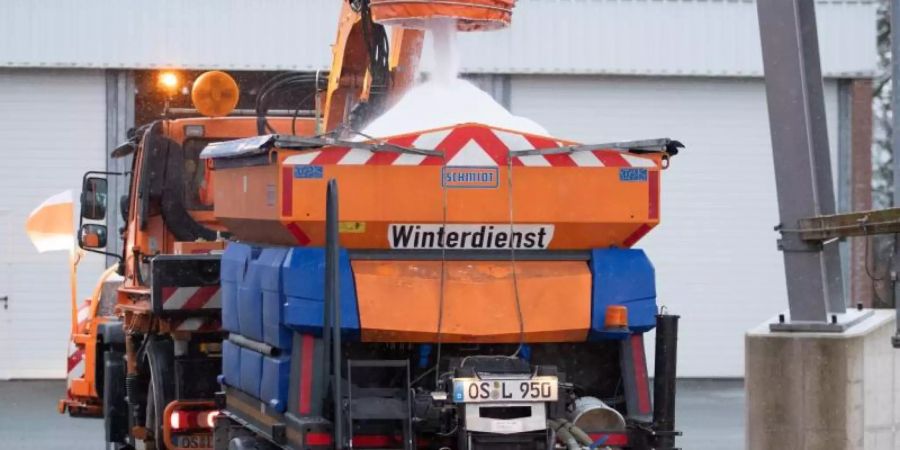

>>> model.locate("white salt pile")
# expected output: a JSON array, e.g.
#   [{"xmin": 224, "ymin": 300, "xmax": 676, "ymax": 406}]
[
  {"xmin": 362, "ymin": 78, "xmax": 549, "ymax": 137},
  {"xmin": 360, "ymin": 19, "xmax": 549, "ymax": 138}
]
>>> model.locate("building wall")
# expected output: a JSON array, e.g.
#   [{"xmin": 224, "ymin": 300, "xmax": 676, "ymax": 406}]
[
  {"xmin": 510, "ymin": 75, "xmax": 840, "ymax": 377},
  {"xmin": 0, "ymin": 0, "xmax": 877, "ymax": 77}
]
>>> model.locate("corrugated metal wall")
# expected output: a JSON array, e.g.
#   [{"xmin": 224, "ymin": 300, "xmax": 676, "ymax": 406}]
[
  {"xmin": 0, "ymin": 0, "xmax": 876, "ymax": 77},
  {"xmin": 511, "ymin": 75, "xmax": 841, "ymax": 377},
  {"xmin": 0, "ymin": 70, "xmax": 107, "ymax": 379}
]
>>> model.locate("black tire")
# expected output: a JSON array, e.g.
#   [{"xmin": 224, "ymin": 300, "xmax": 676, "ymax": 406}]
[
  {"xmin": 103, "ymin": 350, "xmax": 131, "ymax": 447},
  {"xmin": 144, "ymin": 339, "xmax": 176, "ymax": 450}
]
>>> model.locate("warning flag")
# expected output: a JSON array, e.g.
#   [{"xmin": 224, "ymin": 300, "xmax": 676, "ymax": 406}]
[{"xmin": 26, "ymin": 190, "xmax": 75, "ymax": 253}]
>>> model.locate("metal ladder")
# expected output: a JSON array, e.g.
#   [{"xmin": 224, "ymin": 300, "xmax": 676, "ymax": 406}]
[{"xmin": 346, "ymin": 359, "xmax": 413, "ymax": 450}]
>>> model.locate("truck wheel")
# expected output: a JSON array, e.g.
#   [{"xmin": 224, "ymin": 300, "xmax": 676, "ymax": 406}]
[
  {"xmin": 144, "ymin": 339, "xmax": 175, "ymax": 450},
  {"xmin": 103, "ymin": 350, "xmax": 131, "ymax": 447}
]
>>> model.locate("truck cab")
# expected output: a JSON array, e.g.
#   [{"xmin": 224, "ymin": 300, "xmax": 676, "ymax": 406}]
[{"xmin": 67, "ymin": 71, "xmax": 317, "ymax": 450}]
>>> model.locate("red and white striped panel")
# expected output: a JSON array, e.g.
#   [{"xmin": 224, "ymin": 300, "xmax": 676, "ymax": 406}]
[
  {"xmin": 67, "ymin": 300, "xmax": 92, "ymax": 384},
  {"xmin": 170, "ymin": 317, "xmax": 221, "ymax": 332},
  {"xmin": 283, "ymin": 124, "xmax": 657, "ymax": 168},
  {"xmin": 75, "ymin": 300, "xmax": 91, "ymax": 333},
  {"xmin": 160, "ymin": 286, "xmax": 222, "ymax": 311},
  {"xmin": 67, "ymin": 343, "xmax": 85, "ymax": 384}
]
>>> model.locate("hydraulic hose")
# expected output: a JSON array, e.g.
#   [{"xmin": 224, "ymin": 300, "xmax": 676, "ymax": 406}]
[{"xmin": 549, "ymin": 419, "xmax": 588, "ymax": 450}]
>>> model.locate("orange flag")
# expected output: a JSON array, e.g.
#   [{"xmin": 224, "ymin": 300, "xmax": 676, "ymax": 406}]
[{"xmin": 26, "ymin": 190, "xmax": 75, "ymax": 253}]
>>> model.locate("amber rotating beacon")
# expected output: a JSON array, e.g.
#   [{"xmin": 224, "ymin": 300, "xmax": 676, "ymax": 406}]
[{"xmin": 369, "ymin": 0, "xmax": 516, "ymax": 31}]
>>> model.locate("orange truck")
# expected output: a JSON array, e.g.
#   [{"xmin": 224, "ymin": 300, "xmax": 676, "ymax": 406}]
[
  {"xmin": 64, "ymin": 1, "xmax": 684, "ymax": 449},
  {"xmin": 64, "ymin": 81, "xmax": 312, "ymax": 448}
]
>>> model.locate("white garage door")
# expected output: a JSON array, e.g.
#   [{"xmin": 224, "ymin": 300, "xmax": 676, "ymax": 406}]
[
  {"xmin": 0, "ymin": 69, "xmax": 107, "ymax": 379},
  {"xmin": 511, "ymin": 75, "xmax": 839, "ymax": 377}
]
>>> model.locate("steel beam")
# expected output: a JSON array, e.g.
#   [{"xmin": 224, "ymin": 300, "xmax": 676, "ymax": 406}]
[
  {"xmin": 891, "ymin": 0, "xmax": 900, "ymax": 345},
  {"xmin": 757, "ymin": 0, "xmax": 845, "ymax": 324},
  {"xmin": 796, "ymin": 208, "xmax": 900, "ymax": 241}
]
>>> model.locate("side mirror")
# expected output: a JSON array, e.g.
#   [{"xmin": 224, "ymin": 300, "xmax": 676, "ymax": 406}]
[
  {"xmin": 120, "ymin": 194, "xmax": 129, "ymax": 222},
  {"xmin": 80, "ymin": 177, "xmax": 108, "ymax": 221},
  {"xmin": 79, "ymin": 224, "xmax": 108, "ymax": 249}
]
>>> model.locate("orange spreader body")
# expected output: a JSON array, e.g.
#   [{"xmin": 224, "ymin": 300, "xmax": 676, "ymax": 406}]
[
  {"xmin": 353, "ymin": 260, "xmax": 591, "ymax": 343},
  {"xmin": 210, "ymin": 123, "xmax": 662, "ymax": 342}
]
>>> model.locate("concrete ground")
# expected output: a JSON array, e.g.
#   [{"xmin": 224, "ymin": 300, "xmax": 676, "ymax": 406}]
[{"xmin": 0, "ymin": 379, "xmax": 744, "ymax": 449}]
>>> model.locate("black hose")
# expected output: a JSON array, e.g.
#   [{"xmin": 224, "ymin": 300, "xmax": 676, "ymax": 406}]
[{"xmin": 255, "ymin": 73, "xmax": 326, "ymax": 135}]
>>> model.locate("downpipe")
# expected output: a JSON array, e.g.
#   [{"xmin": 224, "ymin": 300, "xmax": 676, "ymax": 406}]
[{"xmin": 653, "ymin": 314, "xmax": 680, "ymax": 449}]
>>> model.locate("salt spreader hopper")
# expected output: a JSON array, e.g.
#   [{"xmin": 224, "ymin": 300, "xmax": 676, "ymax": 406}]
[{"xmin": 202, "ymin": 122, "xmax": 682, "ymax": 449}]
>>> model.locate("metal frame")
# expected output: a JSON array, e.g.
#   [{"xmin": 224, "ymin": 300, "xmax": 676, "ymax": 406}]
[
  {"xmin": 757, "ymin": 0, "xmax": 847, "ymax": 329},
  {"xmin": 891, "ymin": 0, "xmax": 900, "ymax": 346}
]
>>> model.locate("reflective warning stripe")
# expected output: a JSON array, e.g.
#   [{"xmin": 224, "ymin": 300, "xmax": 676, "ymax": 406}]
[
  {"xmin": 67, "ymin": 345, "xmax": 84, "ymax": 383},
  {"xmin": 282, "ymin": 125, "xmax": 657, "ymax": 168},
  {"xmin": 68, "ymin": 301, "xmax": 91, "ymax": 385},
  {"xmin": 75, "ymin": 300, "xmax": 91, "ymax": 332},
  {"xmin": 161, "ymin": 286, "xmax": 221, "ymax": 311}
]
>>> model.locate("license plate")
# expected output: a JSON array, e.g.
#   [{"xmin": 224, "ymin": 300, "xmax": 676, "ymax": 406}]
[
  {"xmin": 452, "ymin": 377, "xmax": 558, "ymax": 403},
  {"xmin": 175, "ymin": 433, "xmax": 212, "ymax": 449}
]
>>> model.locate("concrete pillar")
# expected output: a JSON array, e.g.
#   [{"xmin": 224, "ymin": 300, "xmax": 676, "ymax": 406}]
[{"xmin": 747, "ymin": 310, "xmax": 900, "ymax": 449}]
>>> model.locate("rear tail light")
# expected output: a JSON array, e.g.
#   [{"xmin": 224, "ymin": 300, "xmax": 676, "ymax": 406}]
[
  {"xmin": 169, "ymin": 409, "xmax": 219, "ymax": 431},
  {"xmin": 204, "ymin": 410, "xmax": 220, "ymax": 428}
]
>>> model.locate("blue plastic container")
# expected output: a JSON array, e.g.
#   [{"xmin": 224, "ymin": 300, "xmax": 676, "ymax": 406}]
[
  {"xmin": 237, "ymin": 248, "xmax": 264, "ymax": 342},
  {"xmin": 239, "ymin": 347, "xmax": 262, "ymax": 398},
  {"xmin": 222, "ymin": 340, "xmax": 240, "ymax": 388},
  {"xmin": 589, "ymin": 248, "xmax": 658, "ymax": 340},
  {"xmin": 259, "ymin": 248, "xmax": 291, "ymax": 349},
  {"xmin": 260, "ymin": 355, "xmax": 291, "ymax": 413},
  {"xmin": 282, "ymin": 247, "xmax": 360, "ymax": 337},
  {"xmin": 221, "ymin": 243, "xmax": 254, "ymax": 333}
]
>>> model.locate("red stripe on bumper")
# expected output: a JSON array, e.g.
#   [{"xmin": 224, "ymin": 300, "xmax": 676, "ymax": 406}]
[{"xmin": 305, "ymin": 432, "xmax": 332, "ymax": 446}]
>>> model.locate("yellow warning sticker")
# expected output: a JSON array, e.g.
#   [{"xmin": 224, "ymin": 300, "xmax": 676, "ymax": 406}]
[{"xmin": 339, "ymin": 222, "xmax": 366, "ymax": 233}]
